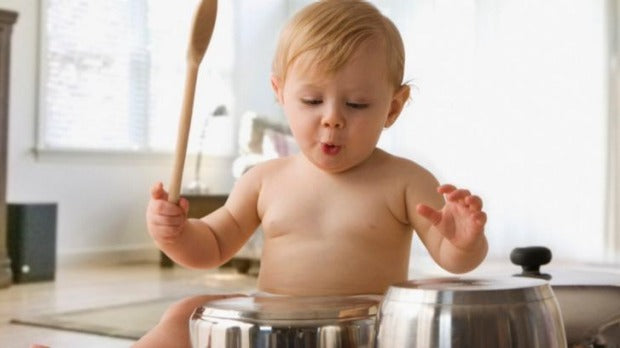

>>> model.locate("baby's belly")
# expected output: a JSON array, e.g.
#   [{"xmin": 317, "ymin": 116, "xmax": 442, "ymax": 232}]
[{"xmin": 256, "ymin": 235, "xmax": 410, "ymax": 296}]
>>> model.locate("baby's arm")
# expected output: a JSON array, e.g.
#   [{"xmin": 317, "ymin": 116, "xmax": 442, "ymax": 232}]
[
  {"xmin": 146, "ymin": 167, "xmax": 262, "ymax": 269},
  {"xmin": 406, "ymin": 172, "xmax": 488, "ymax": 274}
]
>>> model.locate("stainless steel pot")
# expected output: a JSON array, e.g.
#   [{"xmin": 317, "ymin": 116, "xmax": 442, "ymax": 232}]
[
  {"xmin": 376, "ymin": 277, "xmax": 567, "ymax": 347},
  {"xmin": 189, "ymin": 295, "xmax": 380, "ymax": 348},
  {"xmin": 511, "ymin": 246, "xmax": 620, "ymax": 347}
]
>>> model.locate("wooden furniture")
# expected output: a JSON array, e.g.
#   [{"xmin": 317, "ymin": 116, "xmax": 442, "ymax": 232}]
[
  {"xmin": 160, "ymin": 194, "xmax": 228, "ymax": 267},
  {"xmin": 0, "ymin": 10, "xmax": 18, "ymax": 288}
]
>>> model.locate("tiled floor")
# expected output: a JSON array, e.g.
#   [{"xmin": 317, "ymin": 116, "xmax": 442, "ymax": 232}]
[{"xmin": 0, "ymin": 262, "xmax": 258, "ymax": 348}]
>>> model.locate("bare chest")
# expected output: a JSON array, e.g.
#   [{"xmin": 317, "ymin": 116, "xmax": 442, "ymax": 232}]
[{"xmin": 259, "ymin": 180, "xmax": 407, "ymax": 241}]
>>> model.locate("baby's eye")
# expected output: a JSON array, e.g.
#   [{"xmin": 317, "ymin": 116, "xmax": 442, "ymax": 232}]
[
  {"xmin": 346, "ymin": 102, "xmax": 369, "ymax": 109},
  {"xmin": 301, "ymin": 99, "xmax": 322, "ymax": 105}
]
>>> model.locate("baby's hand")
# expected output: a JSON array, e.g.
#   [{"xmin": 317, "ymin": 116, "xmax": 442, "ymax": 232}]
[
  {"xmin": 146, "ymin": 182, "xmax": 189, "ymax": 244},
  {"xmin": 416, "ymin": 184, "xmax": 487, "ymax": 251}
]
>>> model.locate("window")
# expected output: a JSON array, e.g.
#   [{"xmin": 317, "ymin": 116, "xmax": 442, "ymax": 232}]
[{"xmin": 39, "ymin": 0, "xmax": 234, "ymax": 153}]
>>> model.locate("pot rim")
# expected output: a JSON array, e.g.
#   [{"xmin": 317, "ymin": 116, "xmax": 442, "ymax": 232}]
[
  {"xmin": 192, "ymin": 295, "xmax": 380, "ymax": 322},
  {"xmin": 384, "ymin": 276, "xmax": 558, "ymax": 305}
]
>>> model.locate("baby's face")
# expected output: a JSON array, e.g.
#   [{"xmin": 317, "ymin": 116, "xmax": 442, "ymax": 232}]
[{"xmin": 273, "ymin": 40, "xmax": 405, "ymax": 173}]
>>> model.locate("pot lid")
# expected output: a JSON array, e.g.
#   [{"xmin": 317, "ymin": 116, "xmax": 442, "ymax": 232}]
[
  {"xmin": 194, "ymin": 295, "xmax": 380, "ymax": 322},
  {"xmin": 510, "ymin": 246, "xmax": 620, "ymax": 287},
  {"xmin": 386, "ymin": 277, "xmax": 555, "ymax": 305}
]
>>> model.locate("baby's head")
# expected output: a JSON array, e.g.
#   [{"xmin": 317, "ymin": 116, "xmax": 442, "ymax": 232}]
[{"xmin": 272, "ymin": 0, "xmax": 406, "ymax": 91}]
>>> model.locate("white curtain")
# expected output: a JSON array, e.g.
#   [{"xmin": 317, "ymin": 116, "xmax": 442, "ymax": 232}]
[{"xmin": 374, "ymin": 0, "xmax": 609, "ymax": 263}]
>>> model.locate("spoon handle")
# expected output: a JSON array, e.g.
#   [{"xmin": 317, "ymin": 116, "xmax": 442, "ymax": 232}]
[
  {"xmin": 169, "ymin": 64, "xmax": 199, "ymax": 203},
  {"xmin": 168, "ymin": 0, "xmax": 218, "ymax": 204}
]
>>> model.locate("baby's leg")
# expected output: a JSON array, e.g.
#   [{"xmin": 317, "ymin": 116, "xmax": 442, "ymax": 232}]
[{"xmin": 132, "ymin": 294, "xmax": 243, "ymax": 348}]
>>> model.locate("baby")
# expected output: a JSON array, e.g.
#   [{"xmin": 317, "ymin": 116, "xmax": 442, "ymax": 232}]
[{"xmin": 137, "ymin": 1, "xmax": 487, "ymax": 347}]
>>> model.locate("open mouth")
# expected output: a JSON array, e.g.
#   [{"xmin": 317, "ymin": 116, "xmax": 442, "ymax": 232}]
[{"xmin": 321, "ymin": 143, "xmax": 341, "ymax": 155}]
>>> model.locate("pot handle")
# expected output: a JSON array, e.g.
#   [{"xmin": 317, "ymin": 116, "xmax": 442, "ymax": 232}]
[{"xmin": 510, "ymin": 246, "xmax": 552, "ymax": 280}]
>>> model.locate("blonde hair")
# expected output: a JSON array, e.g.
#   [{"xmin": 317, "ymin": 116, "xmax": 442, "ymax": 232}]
[{"xmin": 272, "ymin": 0, "xmax": 405, "ymax": 90}]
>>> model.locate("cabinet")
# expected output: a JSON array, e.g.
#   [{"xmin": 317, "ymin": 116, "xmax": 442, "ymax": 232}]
[{"xmin": 0, "ymin": 9, "xmax": 18, "ymax": 288}]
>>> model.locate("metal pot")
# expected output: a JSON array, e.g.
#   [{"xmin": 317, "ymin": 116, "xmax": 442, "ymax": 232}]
[
  {"xmin": 189, "ymin": 295, "xmax": 380, "ymax": 348},
  {"xmin": 511, "ymin": 246, "xmax": 620, "ymax": 347},
  {"xmin": 376, "ymin": 277, "xmax": 567, "ymax": 347}
]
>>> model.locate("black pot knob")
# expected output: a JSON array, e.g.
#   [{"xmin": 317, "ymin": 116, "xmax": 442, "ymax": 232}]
[{"xmin": 510, "ymin": 246, "xmax": 552, "ymax": 280}]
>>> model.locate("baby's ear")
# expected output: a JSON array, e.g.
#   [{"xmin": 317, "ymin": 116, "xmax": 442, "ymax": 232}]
[
  {"xmin": 385, "ymin": 85, "xmax": 410, "ymax": 128},
  {"xmin": 271, "ymin": 75, "xmax": 284, "ymax": 105}
]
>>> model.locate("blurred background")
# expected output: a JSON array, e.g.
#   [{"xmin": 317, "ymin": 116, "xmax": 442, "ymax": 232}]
[{"xmin": 0, "ymin": 0, "xmax": 618, "ymax": 272}]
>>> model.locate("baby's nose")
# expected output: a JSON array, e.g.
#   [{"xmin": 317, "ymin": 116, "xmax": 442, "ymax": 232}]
[{"xmin": 321, "ymin": 108, "xmax": 345, "ymax": 128}]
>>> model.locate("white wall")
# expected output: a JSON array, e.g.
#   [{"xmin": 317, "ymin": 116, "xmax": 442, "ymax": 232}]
[{"xmin": 232, "ymin": 1, "xmax": 287, "ymax": 123}]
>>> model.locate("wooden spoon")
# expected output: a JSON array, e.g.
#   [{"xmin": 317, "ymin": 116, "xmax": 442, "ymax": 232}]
[{"xmin": 168, "ymin": 0, "xmax": 218, "ymax": 204}]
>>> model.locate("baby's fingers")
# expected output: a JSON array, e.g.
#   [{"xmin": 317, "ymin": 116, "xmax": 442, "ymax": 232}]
[
  {"xmin": 179, "ymin": 197, "xmax": 190, "ymax": 216},
  {"xmin": 150, "ymin": 181, "xmax": 169, "ymax": 200},
  {"xmin": 465, "ymin": 195, "xmax": 483, "ymax": 211},
  {"xmin": 472, "ymin": 211, "xmax": 487, "ymax": 227},
  {"xmin": 437, "ymin": 184, "xmax": 457, "ymax": 195},
  {"xmin": 149, "ymin": 198, "xmax": 185, "ymax": 217},
  {"xmin": 416, "ymin": 203, "xmax": 442, "ymax": 226},
  {"xmin": 150, "ymin": 213, "xmax": 186, "ymax": 228},
  {"xmin": 447, "ymin": 189, "xmax": 471, "ymax": 202}
]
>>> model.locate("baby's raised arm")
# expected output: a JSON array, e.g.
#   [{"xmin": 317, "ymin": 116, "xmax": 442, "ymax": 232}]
[
  {"xmin": 406, "ymin": 170, "xmax": 488, "ymax": 274},
  {"xmin": 146, "ymin": 166, "xmax": 262, "ymax": 269}
]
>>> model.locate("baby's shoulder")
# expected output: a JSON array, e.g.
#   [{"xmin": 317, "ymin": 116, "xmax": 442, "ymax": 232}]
[
  {"xmin": 378, "ymin": 151, "xmax": 437, "ymax": 182},
  {"xmin": 232, "ymin": 156, "xmax": 296, "ymax": 196},
  {"xmin": 242, "ymin": 155, "xmax": 296, "ymax": 180},
  {"xmin": 376, "ymin": 154, "xmax": 441, "ymax": 212}
]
